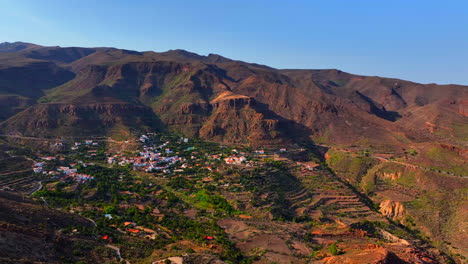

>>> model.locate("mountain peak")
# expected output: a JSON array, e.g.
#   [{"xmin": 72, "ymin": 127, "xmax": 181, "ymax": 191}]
[
  {"xmin": 162, "ymin": 49, "xmax": 233, "ymax": 64},
  {"xmin": 164, "ymin": 49, "xmax": 206, "ymax": 60},
  {"xmin": 207, "ymin": 53, "xmax": 232, "ymax": 63},
  {"xmin": 0, "ymin": 41, "xmax": 42, "ymax": 53}
]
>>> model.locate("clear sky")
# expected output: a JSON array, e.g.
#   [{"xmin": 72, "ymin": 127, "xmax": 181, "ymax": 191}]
[{"xmin": 1, "ymin": 0, "xmax": 467, "ymax": 85}]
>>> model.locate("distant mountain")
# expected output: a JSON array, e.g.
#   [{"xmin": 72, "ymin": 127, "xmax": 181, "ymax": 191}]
[
  {"xmin": 0, "ymin": 41, "xmax": 42, "ymax": 53},
  {"xmin": 0, "ymin": 42, "xmax": 466, "ymax": 149}
]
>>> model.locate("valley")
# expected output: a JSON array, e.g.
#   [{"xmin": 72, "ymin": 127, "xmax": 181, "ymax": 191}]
[
  {"xmin": 0, "ymin": 132, "xmax": 464, "ymax": 263},
  {"xmin": 0, "ymin": 42, "xmax": 466, "ymax": 264}
]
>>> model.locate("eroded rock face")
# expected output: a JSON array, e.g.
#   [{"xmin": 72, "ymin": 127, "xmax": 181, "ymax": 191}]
[
  {"xmin": 380, "ymin": 172, "xmax": 402, "ymax": 181},
  {"xmin": 0, "ymin": 103, "xmax": 162, "ymax": 137},
  {"xmin": 198, "ymin": 95, "xmax": 286, "ymax": 145},
  {"xmin": 380, "ymin": 200, "xmax": 405, "ymax": 220}
]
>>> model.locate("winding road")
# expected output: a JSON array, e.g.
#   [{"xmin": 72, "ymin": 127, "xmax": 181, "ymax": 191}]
[{"xmin": 29, "ymin": 181, "xmax": 43, "ymax": 195}]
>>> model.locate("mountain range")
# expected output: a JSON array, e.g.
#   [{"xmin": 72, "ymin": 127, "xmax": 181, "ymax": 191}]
[{"xmin": 0, "ymin": 41, "xmax": 466, "ymax": 150}]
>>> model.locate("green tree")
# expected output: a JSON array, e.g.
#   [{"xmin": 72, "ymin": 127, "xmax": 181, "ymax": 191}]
[
  {"xmin": 104, "ymin": 205, "xmax": 117, "ymax": 214},
  {"xmin": 329, "ymin": 242, "xmax": 340, "ymax": 256}
]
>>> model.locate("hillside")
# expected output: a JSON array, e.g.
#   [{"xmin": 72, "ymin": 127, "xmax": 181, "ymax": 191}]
[
  {"xmin": 0, "ymin": 191, "xmax": 117, "ymax": 263},
  {"xmin": 0, "ymin": 42, "xmax": 465, "ymax": 148}
]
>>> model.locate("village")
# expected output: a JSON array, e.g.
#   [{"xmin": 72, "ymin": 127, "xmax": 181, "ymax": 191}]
[
  {"xmin": 31, "ymin": 133, "xmax": 304, "ymax": 187},
  {"xmin": 3, "ymin": 131, "xmax": 431, "ymax": 264},
  {"xmin": 23, "ymin": 132, "xmax": 338, "ymax": 263},
  {"xmin": 32, "ymin": 135, "xmax": 250, "ymax": 181}
]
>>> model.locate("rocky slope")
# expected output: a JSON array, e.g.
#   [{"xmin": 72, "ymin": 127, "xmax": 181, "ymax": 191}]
[
  {"xmin": 325, "ymin": 148, "xmax": 468, "ymax": 262},
  {"xmin": 2, "ymin": 102, "xmax": 162, "ymax": 137},
  {"xmin": 0, "ymin": 191, "xmax": 116, "ymax": 263}
]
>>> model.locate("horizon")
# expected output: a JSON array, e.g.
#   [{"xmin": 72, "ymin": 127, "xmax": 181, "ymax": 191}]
[
  {"xmin": 2, "ymin": 39, "xmax": 464, "ymax": 86},
  {"xmin": 1, "ymin": 0, "xmax": 467, "ymax": 85}
]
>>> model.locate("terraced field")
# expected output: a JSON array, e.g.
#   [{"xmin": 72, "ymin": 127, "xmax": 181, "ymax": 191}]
[
  {"xmin": 0, "ymin": 175, "xmax": 39, "ymax": 193},
  {"xmin": 290, "ymin": 166, "xmax": 385, "ymax": 224},
  {"xmin": 0, "ymin": 149, "xmax": 39, "ymax": 194}
]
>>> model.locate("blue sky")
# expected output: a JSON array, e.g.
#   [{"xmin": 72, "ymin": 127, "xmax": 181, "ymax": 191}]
[{"xmin": 1, "ymin": 0, "xmax": 467, "ymax": 84}]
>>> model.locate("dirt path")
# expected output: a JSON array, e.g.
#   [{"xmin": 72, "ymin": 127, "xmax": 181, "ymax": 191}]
[
  {"xmin": 105, "ymin": 244, "xmax": 130, "ymax": 264},
  {"xmin": 376, "ymin": 157, "xmax": 465, "ymax": 177},
  {"xmin": 84, "ymin": 216, "xmax": 97, "ymax": 227},
  {"xmin": 40, "ymin": 196, "xmax": 49, "ymax": 206},
  {"xmin": 318, "ymin": 144, "xmax": 466, "ymax": 177}
]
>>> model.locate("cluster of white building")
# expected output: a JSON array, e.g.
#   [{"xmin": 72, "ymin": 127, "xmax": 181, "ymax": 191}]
[
  {"xmin": 33, "ymin": 162, "xmax": 45, "ymax": 173},
  {"xmin": 33, "ymin": 160, "xmax": 95, "ymax": 183},
  {"xmin": 107, "ymin": 137, "xmax": 183, "ymax": 173},
  {"xmin": 71, "ymin": 139, "xmax": 99, "ymax": 150},
  {"xmin": 57, "ymin": 166, "xmax": 78, "ymax": 175},
  {"xmin": 65, "ymin": 173, "xmax": 94, "ymax": 183},
  {"xmin": 224, "ymin": 156, "xmax": 247, "ymax": 165},
  {"xmin": 35, "ymin": 134, "xmax": 290, "ymax": 184},
  {"xmin": 139, "ymin": 134, "xmax": 150, "ymax": 143}
]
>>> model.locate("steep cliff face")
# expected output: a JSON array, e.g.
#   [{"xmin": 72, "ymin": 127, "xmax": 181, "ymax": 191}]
[
  {"xmin": 230, "ymin": 70, "xmax": 408, "ymax": 146},
  {"xmin": 379, "ymin": 171, "xmax": 402, "ymax": 181},
  {"xmin": 199, "ymin": 93, "xmax": 287, "ymax": 144},
  {"xmin": 1, "ymin": 59, "xmax": 289, "ymax": 143},
  {"xmin": 0, "ymin": 103, "xmax": 162, "ymax": 137},
  {"xmin": 380, "ymin": 200, "xmax": 405, "ymax": 220}
]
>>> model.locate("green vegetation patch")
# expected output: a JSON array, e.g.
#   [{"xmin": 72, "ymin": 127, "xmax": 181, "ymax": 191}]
[{"xmin": 326, "ymin": 149, "xmax": 376, "ymax": 185}]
